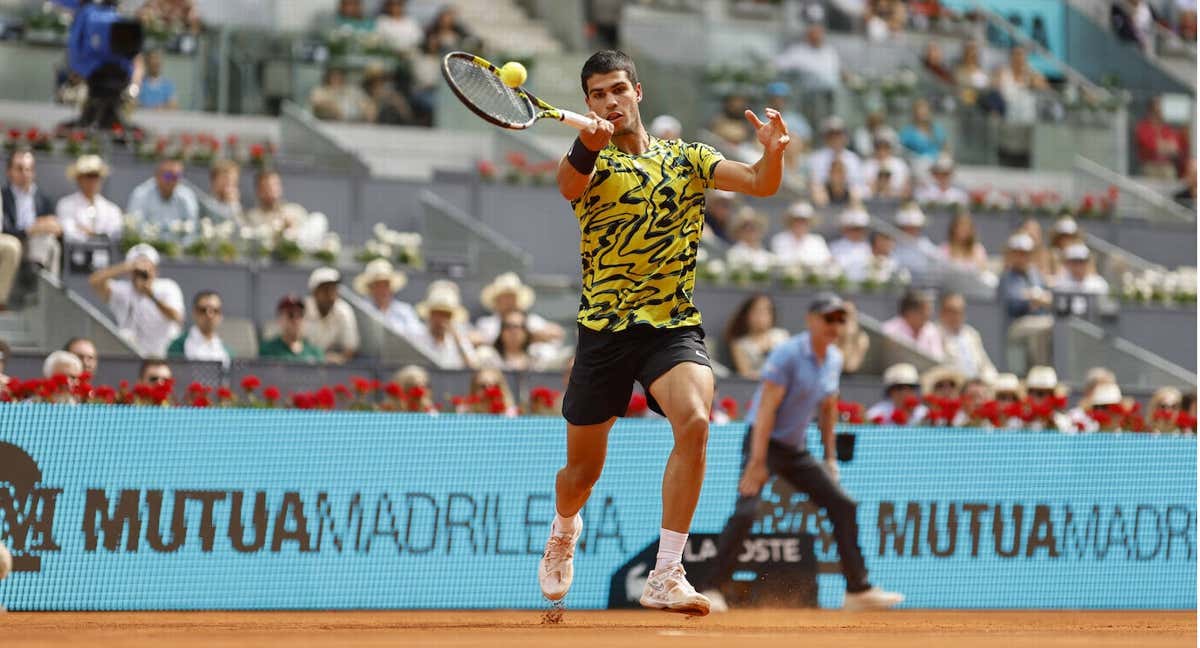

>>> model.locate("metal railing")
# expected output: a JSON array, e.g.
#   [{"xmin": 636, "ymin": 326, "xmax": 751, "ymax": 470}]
[
  {"xmin": 279, "ymin": 101, "xmax": 372, "ymax": 174},
  {"xmin": 339, "ymin": 287, "xmax": 441, "ymax": 367},
  {"xmin": 1052, "ymin": 317, "xmax": 1196, "ymax": 389},
  {"xmin": 418, "ymin": 190, "xmax": 533, "ymax": 277},
  {"xmin": 1073, "ymin": 155, "xmax": 1195, "ymax": 223},
  {"xmin": 33, "ymin": 270, "xmax": 139, "ymax": 358}
]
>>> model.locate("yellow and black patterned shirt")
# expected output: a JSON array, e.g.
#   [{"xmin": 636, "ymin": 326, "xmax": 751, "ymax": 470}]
[{"xmin": 570, "ymin": 136, "xmax": 725, "ymax": 332}]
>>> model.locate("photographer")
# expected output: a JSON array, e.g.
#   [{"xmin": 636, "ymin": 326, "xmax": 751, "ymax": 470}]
[
  {"xmin": 55, "ymin": 0, "xmax": 145, "ymax": 130},
  {"xmin": 88, "ymin": 243, "xmax": 183, "ymax": 358}
]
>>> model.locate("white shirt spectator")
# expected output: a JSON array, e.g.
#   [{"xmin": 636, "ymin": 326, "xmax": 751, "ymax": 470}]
[
  {"xmin": 108, "ymin": 278, "xmax": 184, "ymax": 357},
  {"xmin": 475, "ymin": 312, "xmax": 551, "ymax": 345},
  {"xmin": 303, "ymin": 296, "xmax": 360, "ymax": 354},
  {"xmin": 375, "ymin": 14, "xmax": 423, "ymax": 51},
  {"xmin": 807, "ymin": 148, "xmax": 863, "ymax": 187},
  {"xmin": 861, "ymin": 155, "xmax": 910, "ymax": 195},
  {"xmin": 381, "ymin": 300, "xmax": 422, "ymax": 337},
  {"xmin": 914, "ymin": 182, "xmax": 969, "ymax": 206},
  {"xmin": 775, "ymin": 41, "xmax": 841, "ymax": 90},
  {"xmin": 771, "ymin": 230, "xmax": 831, "ymax": 268},
  {"xmin": 179, "ymin": 325, "xmax": 231, "ymax": 367},
  {"xmin": 410, "ymin": 326, "xmax": 477, "ymax": 370},
  {"xmin": 829, "ymin": 238, "xmax": 873, "ymax": 279},
  {"xmin": 57, "ymin": 191, "xmax": 123, "ymax": 242},
  {"xmin": 1053, "ymin": 271, "xmax": 1110, "ymax": 295},
  {"xmin": 11, "ymin": 184, "xmax": 38, "ymax": 231}
]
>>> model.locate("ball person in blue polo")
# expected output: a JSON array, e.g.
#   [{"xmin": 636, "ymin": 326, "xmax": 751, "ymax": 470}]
[{"xmin": 699, "ymin": 293, "xmax": 904, "ymax": 611}]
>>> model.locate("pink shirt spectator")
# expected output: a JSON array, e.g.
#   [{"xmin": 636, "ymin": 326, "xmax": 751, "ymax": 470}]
[{"xmin": 881, "ymin": 315, "xmax": 945, "ymax": 360}]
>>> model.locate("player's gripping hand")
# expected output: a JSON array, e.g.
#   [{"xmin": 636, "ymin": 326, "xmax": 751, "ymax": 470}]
[
  {"xmin": 738, "ymin": 459, "xmax": 769, "ymax": 497},
  {"xmin": 745, "ymin": 108, "xmax": 790, "ymax": 156},
  {"xmin": 579, "ymin": 111, "xmax": 614, "ymax": 152}
]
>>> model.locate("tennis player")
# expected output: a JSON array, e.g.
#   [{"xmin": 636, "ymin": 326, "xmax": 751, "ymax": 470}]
[
  {"xmin": 538, "ymin": 50, "xmax": 790, "ymax": 616},
  {"xmin": 698, "ymin": 293, "xmax": 904, "ymax": 612}
]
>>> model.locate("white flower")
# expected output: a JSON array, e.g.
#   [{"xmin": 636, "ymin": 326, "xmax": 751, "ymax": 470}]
[
  {"xmin": 169, "ymin": 220, "xmax": 185, "ymax": 235},
  {"xmin": 215, "ymin": 221, "xmax": 236, "ymax": 240},
  {"xmin": 321, "ymin": 233, "xmax": 341, "ymax": 255},
  {"xmin": 198, "ymin": 218, "xmax": 215, "ymax": 240},
  {"xmin": 707, "ymin": 259, "xmax": 726, "ymax": 276},
  {"xmin": 122, "ymin": 213, "xmax": 140, "ymax": 229},
  {"xmin": 696, "ymin": 247, "xmax": 709, "ymax": 263},
  {"xmin": 373, "ymin": 222, "xmax": 389, "ymax": 240},
  {"xmin": 255, "ymin": 224, "xmax": 275, "ymax": 241}
]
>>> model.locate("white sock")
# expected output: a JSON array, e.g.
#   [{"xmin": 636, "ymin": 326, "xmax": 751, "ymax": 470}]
[
  {"xmin": 552, "ymin": 512, "xmax": 578, "ymax": 536},
  {"xmin": 655, "ymin": 528, "xmax": 688, "ymax": 570}
]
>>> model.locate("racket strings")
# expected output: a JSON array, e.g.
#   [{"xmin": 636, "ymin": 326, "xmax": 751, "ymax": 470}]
[{"xmin": 446, "ymin": 57, "xmax": 535, "ymax": 125}]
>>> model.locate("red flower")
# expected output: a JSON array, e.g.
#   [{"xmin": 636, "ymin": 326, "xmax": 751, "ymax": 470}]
[
  {"xmin": 890, "ymin": 409, "xmax": 910, "ymax": 425},
  {"xmin": 240, "ymin": 375, "xmax": 261, "ymax": 392},
  {"xmin": 7, "ymin": 128, "xmax": 19, "ymax": 140},
  {"xmin": 50, "ymin": 373, "xmax": 69, "ymax": 388},
  {"xmin": 505, "ymin": 151, "xmax": 528, "ymax": 169},
  {"xmin": 627, "ymin": 393, "xmax": 648, "ymax": 415},
  {"xmin": 191, "ymin": 395, "xmax": 211, "ymax": 408},
  {"xmin": 25, "ymin": 127, "xmax": 39, "ymax": 141},
  {"xmin": 902, "ymin": 395, "xmax": 920, "ymax": 410},
  {"xmin": 407, "ymin": 386, "xmax": 428, "ymax": 401},
  {"xmin": 870, "ymin": 415, "xmax": 886, "ymax": 425},
  {"xmin": 1176, "ymin": 413, "xmax": 1197, "ymax": 431},
  {"xmin": 226, "ymin": 134, "xmax": 239, "ymax": 148},
  {"xmin": 451, "ymin": 395, "xmax": 465, "ymax": 407},
  {"xmin": 315, "ymin": 387, "xmax": 336, "ymax": 409},
  {"xmin": 292, "ymin": 393, "xmax": 313, "ymax": 409},
  {"xmin": 384, "ymin": 382, "xmax": 404, "ymax": 399},
  {"xmin": 249, "ymin": 143, "xmax": 265, "ymax": 159},
  {"xmin": 719, "ymin": 396, "xmax": 738, "ymax": 419},
  {"xmin": 489, "ymin": 400, "xmax": 507, "ymax": 414},
  {"xmin": 477, "ymin": 160, "xmax": 497, "ymax": 177},
  {"xmin": 216, "ymin": 387, "xmax": 234, "ymax": 401},
  {"xmin": 333, "ymin": 384, "xmax": 351, "ymax": 399},
  {"xmin": 263, "ymin": 385, "xmax": 281, "ymax": 402},
  {"xmin": 187, "ymin": 381, "xmax": 208, "ymax": 395},
  {"xmin": 351, "ymin": 376, "xmax": 372, "ymax": 394},
  {"xmin": 180, "ymin": 134, "xmax": 194, "ymax": 147}
]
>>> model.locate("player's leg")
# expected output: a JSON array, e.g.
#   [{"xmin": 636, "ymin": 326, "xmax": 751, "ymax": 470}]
[
  {"xmin": 540, "ymin": 418, "xmax": 616, "ymax": 601},
  {"xmin": 779, "ymin": 449, "xmax": 904, "ymax": 610},
  {"xmin": 638, "ymin": 359, "xmax": 715, "ymax": 615}
]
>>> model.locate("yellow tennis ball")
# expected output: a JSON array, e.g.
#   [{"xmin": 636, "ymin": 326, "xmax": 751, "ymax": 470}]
[{"xmin": 499, "ymin": 62, "xmax": 527, "ymax": 88}]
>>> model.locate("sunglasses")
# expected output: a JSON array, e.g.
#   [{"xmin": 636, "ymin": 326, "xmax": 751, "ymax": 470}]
[
  {"xmin": 997, "ymin": 393, "xmax": 1019, "ymax": 401},
  {"xmin": 1028, "ymin": 389, "xmax": 1054, "ymax": 398},
  {"xmin": 823, "ymin": 314, "xmax": 847, "ymax": 325},
  {"xmin": 160, "ymin": 171, "xmax": 181, "ymax": 181},
  {"xmin": 145, "ymin": 375, "xmax": 170, "ymax": 384},
  {"xmin": 933, "ymin": 380, "xmax": 957, "ymax": 390},
  {"xmin": 196, "ymin": 306, "xmax": 222, "ymax": 315}
]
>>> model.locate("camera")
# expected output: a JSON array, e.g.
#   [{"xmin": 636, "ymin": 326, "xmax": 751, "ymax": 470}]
[
  {"xmin": 132, "ymin": 269, "xmax": 150, "ymax": 281},
  {"xmin": 60, "ymin": 0, "xmax": 144, "ymax": 130}
]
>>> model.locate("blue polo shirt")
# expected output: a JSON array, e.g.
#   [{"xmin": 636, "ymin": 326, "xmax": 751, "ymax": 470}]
[{"xmin": 743, "ymin": 332, "xmax": 842, "ymax": 450}]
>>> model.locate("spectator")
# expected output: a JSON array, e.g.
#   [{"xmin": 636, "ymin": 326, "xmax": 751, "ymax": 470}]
[
  {"xmin": 812, "ymin": 157, "xmax": 858, "ymax": 208},
  {"xmin": 771, "ymin": 201, "xmax": 831, "ymax": 268},
  {"xmin": 723, "ymin": 293, "xmax": 789, "ymax": 379},
  {"xmin": 475, "ymin": 272, "xmax": 564, "ymax": 346},
  {"xmin": 464, "ymin": 366, "xmax": 517, "ymax": 415},
  {"xmin": 866, "ymin": 363, "xmax": 928, "ymax": 424},
  {"xmin": 2, "ymin": 149, "xmax": 62, "ymax": 284},
  {"xmin": 861, "ymin": 128, "xmax": 909, "ymax": 199},
  {"xmin": 648, "ymin": 114, "xmax": 682, "ymax": 140},
  {"xmin": 954, "ymin": 40, "xmax": 990, "ymax": 95},
  {"xmin": 375, "ymin": 0, "xmax": 423, "ymax": 52},
  {"xmin": 914, "ymin": 154, "xmax": 968, "ymax": 206},
  {"xmin": 167, "ymin": 290, "xmax": 232, "ymax": 367},
  {"xmin": 764, "ymin": 82, "xmax": 812, "ymax": 150},
  {"xmin": 1025, "ymin": 365, "xmax": 1071, "ymax": 432},
  {"xmin": 1135, "ymin": 96, "xmax": 1189, "ymax": 179},
  {"xmin": 137, "ymin": 50, "xmax": 177, "ymax": 110},
  {"xmin": 1184, "ymin": 389, "xmax": 1197, "ymax": 419},
  {"xmin": 424, "ymin": 5, "xmax": 475, "ymax": 54},
  {"xmin": 921, "ymin": 41, "xmax": 955, "ymax": 84},
  {"xmin": 1066, "ymin": 368, "xmax": 1117, "ymax": 431},
  {"xmin": 405, "ymin": 35, "xmax": 443, "ymax": 126},
  {"xmin": 1082, "ymin": 382, "xmax": 1127, "ymax": 432},
  {"xmin": 866, "ymin": 0, "xmax": 907, "ymax": 41},
  {"xmin": 0, "ymin": 339, "xmax": 9, "ymax": 388},
  {"xmin": 478, "ymin": 311, "xmax": 558, "ymax": 372},
  {"xmin": 709, "ymin": 94, "xmax": 754, "ymax": 147},
  {"xmin": 998, "ymin": 233, "xmax": 1053, "ymax": 369},
  {"xmin": 829, "ymin": 206, "xmax": 872, "ymax": 278},
  {"xmin": 955, "ymin": 377, "xmax": 992, "ymax": 426},
  {"xmin": 259, "ymin": 295, "xmax": 324, "ymax": 363},
  {"xmin": 1016, "ymin": 217, "xmax": 1054, "ymax": 277},
  {"xmin": 882, "ymin": 290, "xmax": 944, "ymax": 359},
  {"xmin": 390, "ymin": 364, "xmax": 434, "ymax": 412},
  {"xmin": 836, "ymin": 300, "xmax": 870, "ymax": 374},
  {"xmin": 1148, "ymin": 386, "xmax": 1184, "ymax": 433},
  {"xmin": 363, "ymin": 63, "xmax": 415, "ymax": 125},
  {"xmin": 704, "ymin": 189, "xmax": 738, "ymax": 244},
  {"xmin": 126, "ymin": 159, "xmax": 199, "ymax": 230},
  {"xmin": 1053, "ymin": 244, "xmax": 1110, "ymax": 295},
  {"xmin": 937, "ymin": 292, "xmax": 995, "ymax": 381},
  {"xmin": 354, "ymin": 259, "xmax": 420, "ymax": 337},
  {"xmin": 412, "ymin": 280, "xmax": 477, "ymax": 370},
  {"xmin": 892, "ymin": 203, "xmax": 938, "ymax": 279},
  {"xmin": 310, "ymin": 66, "xmax": 377, "ymax": 123},
  {"xmin": 137, "ymin": 359, "xmax": 173, "ymax": 388},
  {"xmin": 856, "ymin": 229, "xmax": 898, "ymax": 284},
  {"xmin": 726, "ymin": 208, "xmax": 776, "ymax": 271},
  {"xmin": 991, "ymin": 372, "xmax": 1026, "ymax": 428},
  {"xmin": 921, "ymin": 364, "xmax": 965, "ymax": 403},
  {"xmin": 137, "ymin": 0, "xmax": 201, "ymax": 33},
  {"xmin": 206, "ymin": 159, "xmax": 242, "ymax": 223},
  {"xmin": 852, "ymin": 111, "xmax": 886, "ymax": 158},
  {"xmin": 808, "ymin": 116, "xmax": 863, "ymax": 188},
  {"xmin": 42, "ymin": 350, "xmax": 83, "ymax": 404},
  {"xmin": 1111, "ymin": 0, "xmax": 1160, "ymax": 52},
  {"xmin": 1173, "ymin": 158, "xmax": 1196, "ymax": 210},
  {"xmin": 304, "ymin": 267, "xmax": 359, "ymax": 364},
  {"xmin": 335, "ymin": 0, "xmax": 375, "ymax": 32},
  {"xmin": 64, "ymin": 336, "xmax": 98, "ymax": 375},
  {"xmin": 899, "ymin": 98, "xmax": 946, "ymax": 162},
  {"xmin": 243, "ymin": 170, "xmax": 308, "ymax": 234},
  {"xmin": 775, "ymin": 22, "xmax": 841, "ymax": 91},
  {"xmin": 940, "ymin": 210, "xmax": 990, "ymax": 276},
  {"xmin": 88, "ymin": 243, "xmax": 184, "ymax": 358},
  {"xmin": 1048, "ymin": 215, "xmax": 1081, "ymax": 268},
  {"xmin": 992, "ymin": 46, "xmax": 1047, "ymax": 125},
  {"xmin": 58, "ymin": 155, "xmax": 122, "ymax": 246}
]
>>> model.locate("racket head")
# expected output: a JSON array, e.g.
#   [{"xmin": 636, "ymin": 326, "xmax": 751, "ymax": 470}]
[{"xmin": 441, "ymin": 52, "xmax": 539, "ymax": 130}]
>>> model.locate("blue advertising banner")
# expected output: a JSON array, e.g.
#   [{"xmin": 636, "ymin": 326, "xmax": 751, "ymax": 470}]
[
  {"xmin": 0, "ymin": 405, "xmax": 1195, "ymax": 610},
  {"xmin": 940, "ymin": 0, "xmax": 1067, "ymax": 77}
]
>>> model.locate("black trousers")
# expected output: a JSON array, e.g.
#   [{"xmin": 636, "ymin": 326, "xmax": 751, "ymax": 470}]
[{"xmin": 705, "ymin": 429, "xmax": 871, "ymax": 593}]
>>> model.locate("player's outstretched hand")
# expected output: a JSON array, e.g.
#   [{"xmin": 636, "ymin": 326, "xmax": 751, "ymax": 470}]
[
  {"xmin": 579, "ymin": 111, "xmax": 614, "ymax": 152},
  {"xmin": 745, "ymin": 108, "xmax": 790, "ymax": 155}
]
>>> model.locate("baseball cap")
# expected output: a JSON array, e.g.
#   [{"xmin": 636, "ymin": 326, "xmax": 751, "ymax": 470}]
[
  {"xmin": 1007, "ymin": 233, "xmax": 1035, "ymax": 252},
  {"xmin": 808, "ymin": 292, "xmax": 847, "ymax": 316},
  {"xmin": 308, "ymin": 266, "xmax": 341, "ymax": 291},
  {"xmin": 1063, "ymin": 243, "xmax": 1091, "ymax": 261},
  {"xmin": 276, "ymin": 294, "xmax": 305, "ymax": 314},
  {"xmin": 125, "ymin": 243, "xmax": 160, "ymax": 266},
  {"xmin": 1053, "ymin": 216, "xmax": 1078, "ymax": 236}
]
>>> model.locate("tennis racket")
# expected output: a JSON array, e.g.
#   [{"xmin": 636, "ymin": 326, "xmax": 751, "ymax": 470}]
[{"xmin": 441, "ymin": 51, "xmax": 595, "ymax": 131}]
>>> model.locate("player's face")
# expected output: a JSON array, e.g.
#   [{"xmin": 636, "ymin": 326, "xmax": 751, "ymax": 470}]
[{"xmin": 584, "ymin": 71, "xmax": 642, "ymax": 136}]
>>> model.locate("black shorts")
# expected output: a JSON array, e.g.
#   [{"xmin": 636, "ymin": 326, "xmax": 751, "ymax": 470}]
[{"xmin": 562, "ymin": 324, "xmax": 712, "ymax": 426}]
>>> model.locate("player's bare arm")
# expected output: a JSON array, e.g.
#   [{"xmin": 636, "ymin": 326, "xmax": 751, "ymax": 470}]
[
  {"xmin": 714, "ymin": 108, "xmax": 791, "ymax": 197},
  {"xmin": 556, "ymin": 114, "xmax": 613, "ymax": 201}
]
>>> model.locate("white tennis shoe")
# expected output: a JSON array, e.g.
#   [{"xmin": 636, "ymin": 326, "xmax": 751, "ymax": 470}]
[
  {"xmin": 639, "ymin": 564, "xmax": 711, "ymax": 616},
  {"xmin": 843, "ymin": 586, "xmax": 905, "ymax": 611},
  {"xmin": 538, "ymin": 514, "xmax": 582, "ymax": 601}
]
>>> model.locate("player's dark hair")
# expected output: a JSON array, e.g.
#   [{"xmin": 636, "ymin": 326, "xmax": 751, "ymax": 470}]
[{"xmin": 580, "ymin": 50, "xmax": 638, "ymax": 94}]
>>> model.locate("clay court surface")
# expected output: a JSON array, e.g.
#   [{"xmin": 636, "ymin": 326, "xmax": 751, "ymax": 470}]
[{"xmin": 0, "ymin": 609, "xmax": 1194, "ymax": 647}]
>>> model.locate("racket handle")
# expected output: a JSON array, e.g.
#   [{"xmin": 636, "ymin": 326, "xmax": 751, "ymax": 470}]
[{"xmin": 558, "ymin": 110, "xmax": 596, "ymax": 131}]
